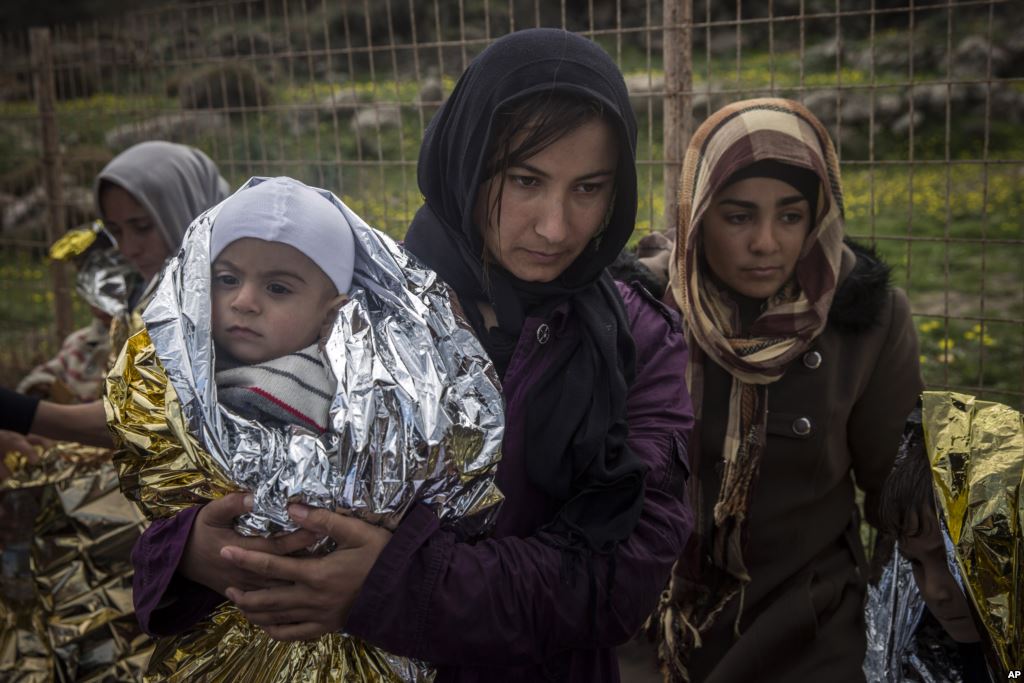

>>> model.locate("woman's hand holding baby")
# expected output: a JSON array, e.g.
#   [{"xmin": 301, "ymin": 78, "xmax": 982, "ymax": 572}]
[
  {"xmin": 180, "ymin": 492, "xmax": 321, "ymax": 595},
  {"xmin": 220, "ymin": 503, "xmax": 391, "ymax": 641}
]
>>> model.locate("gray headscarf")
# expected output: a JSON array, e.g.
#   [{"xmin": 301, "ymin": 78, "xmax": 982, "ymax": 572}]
[{"xmin": 95, "ymin": 141, "xmax": 230, "ymax": 253}]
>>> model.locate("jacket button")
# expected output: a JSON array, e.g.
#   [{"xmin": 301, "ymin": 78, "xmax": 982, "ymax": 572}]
[
  {"xmin": 803, "ymin": 351, "xmax": 822, "ymax": 369},
  {"xmin": 536, "ymin": 323, "xmax": 550, "ymax": 345},
  {"xmin": 792, "ymin": 417, "xmax": 812, "ymax": 436}
]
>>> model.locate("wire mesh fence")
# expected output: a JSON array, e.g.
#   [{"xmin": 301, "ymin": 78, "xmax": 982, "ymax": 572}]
[{"xmin": 0, "ymin": 0, "xmax": 1021, "ymax": 405}]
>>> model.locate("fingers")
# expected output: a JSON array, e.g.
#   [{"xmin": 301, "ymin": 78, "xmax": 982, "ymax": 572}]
[
  {"xmin": 201, "ymin": 492, "xmax": 254, "ymax": 526},
  {"xmin": 221, "ymin": 545, "xmax": 305, "ymax": 583},
  {"xmin": 227, "ymin": 584, "xmax": 339, "ymax": 642},
  {"xmin": 0, "ymin": 430, "xmax": 39, "ymax": 478},
  {"xmin": 25, "ymin": 434, "xmax": 53, "ymax": 453},
  {"xmin": 242, "ymin": 608, "xmax": 320, "ymax": 628},
  {"xmin": 265, "ymin": 528, "xmax": 321, "ymax": 555},
  {"xmin": 200, "ymin": 497, "xmax": 319, "ymax": 555},
  {"xmin": 233, "ymin": 574, "xmax": 293, "ymax": 592},
  {"xmin": 288, "ymin": 505, "xmax": 388, "ymax": 548},
  {"xmin": 226, "ymin": 585, "xmax": 321, "ymax": 622},
  {"xmin": 234, "ymin": 528, "xmax": 320, "ymax": 557},
  {"xmin": 261, "ymin": 622, "xmax": 334, "ymax": 642},
  {"xmin": 232, "ymin": 531, "xmax": 319, "ymax": 561},
  {"xmin": 1, "ymin": 430, "xmax": 38, "ymax": 460}
]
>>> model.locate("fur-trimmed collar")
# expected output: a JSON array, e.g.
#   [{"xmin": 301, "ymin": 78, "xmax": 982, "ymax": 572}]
[{"xmin": 828, "ymin": 239, "xmax": 893, "ymax": 334}]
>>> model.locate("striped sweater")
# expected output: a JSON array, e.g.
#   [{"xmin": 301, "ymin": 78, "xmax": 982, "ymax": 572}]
[{"xmin": 215, "ymin": 344, "xmax": 335, "ymax": 434}]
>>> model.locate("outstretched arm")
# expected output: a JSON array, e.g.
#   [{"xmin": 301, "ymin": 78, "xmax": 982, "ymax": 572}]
[
  {"xmin": 0, "ymin": 386, "xmax": 112, "ymax": 449},
  {"xmin": 32, "ymin": 399, "xmax": 112, "ymax": 448}
]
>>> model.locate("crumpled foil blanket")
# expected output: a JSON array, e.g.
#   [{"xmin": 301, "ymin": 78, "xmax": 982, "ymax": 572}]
[
  {"xmin": 0, "ymin": 444, "xmax": 150, "ymax": 682},
  {"xmin": 107, "ymin": 177, "xmax": 505, "ymax": 682}
]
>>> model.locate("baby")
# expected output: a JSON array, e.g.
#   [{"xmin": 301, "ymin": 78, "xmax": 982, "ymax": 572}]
[
  {"xmin": 208, "ymin": 176, "xmax": 353, "ymax": 435},
  {"xmin": 114, "ymin": 174, "xmax": 504, "ymax": 682}
]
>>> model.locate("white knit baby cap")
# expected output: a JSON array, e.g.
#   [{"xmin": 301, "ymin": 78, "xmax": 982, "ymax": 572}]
[{"xmin": 210, "ymin": 176, "xmax": 355, "ymax": 294}]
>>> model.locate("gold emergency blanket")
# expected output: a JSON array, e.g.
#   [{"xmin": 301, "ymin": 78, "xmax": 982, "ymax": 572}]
[
  {"xmin": 922, "ymin": 390, "xmax": 1023, "ymax": 675},
  {"xmin": 0, "ymin": 444, "xmax": 150, "ymax": 682},
  {"xmin": 107, "ymin": 177, "xmax": 505, "ymax": 682}
]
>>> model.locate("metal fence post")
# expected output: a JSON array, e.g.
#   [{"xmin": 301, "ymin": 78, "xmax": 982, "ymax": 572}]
[
  {"xmin": 30, "ymin": 27, "xmax": 74, "ymax": 344},
  {"xmin": 663, "ymin": 0, "xmax": 692, "ymax": 236}
]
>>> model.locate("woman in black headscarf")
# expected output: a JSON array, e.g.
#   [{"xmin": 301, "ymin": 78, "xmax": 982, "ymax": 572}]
[{"xmin": 196, "ymin": 29, "xmax": 693, "ymax": 682}]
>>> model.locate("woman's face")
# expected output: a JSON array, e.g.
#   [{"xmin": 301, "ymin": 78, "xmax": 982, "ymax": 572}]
[
  {"xmin": 701, "ymin": 176, "xmax": 811, "ymax": 299},
  {"xmin": 473, "ymin": 118, "xmax": 619, "ymax": 283},
  {"xmin": 100, "ymin": 183, "xmax": 170, "ymax": 282}
]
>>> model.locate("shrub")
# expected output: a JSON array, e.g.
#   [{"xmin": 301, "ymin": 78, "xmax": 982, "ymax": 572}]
[{"xmin": 177, "ymin": 62, "xmax": 273, "ymax": 112}]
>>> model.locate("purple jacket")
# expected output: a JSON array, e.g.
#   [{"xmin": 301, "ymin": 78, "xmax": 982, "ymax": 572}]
[{"xmin": 132, "ymin": 282, "xmax": 694, "ymax": 682}]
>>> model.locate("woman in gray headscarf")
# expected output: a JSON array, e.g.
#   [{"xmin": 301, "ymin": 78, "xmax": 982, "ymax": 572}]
[
  {"xmin": 97, "ymin": 140, "xmax": 229, "ymax": 289},
  {"xmin": 95, "ymin": 141, "xmax": 230, "ymax": 358},
  {"xmin": 1, "ymin": 141, "xmax": 229, "ymax": 450}
]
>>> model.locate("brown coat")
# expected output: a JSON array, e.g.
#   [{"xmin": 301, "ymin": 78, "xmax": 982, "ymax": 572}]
[{"xmin": 673, "ymin": 244, "xmax": 922, "ymax": 682}]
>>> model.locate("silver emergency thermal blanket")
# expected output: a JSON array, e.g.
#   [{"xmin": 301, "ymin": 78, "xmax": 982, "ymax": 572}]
[{"xmin": 108, "ymin": 176, "xmax": 505, "ymax": 682}]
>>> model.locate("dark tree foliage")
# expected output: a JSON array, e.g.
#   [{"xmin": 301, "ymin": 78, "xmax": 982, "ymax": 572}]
[{"xmin": 0, "ymin": 0, "xmax": 135, "ymax": 30}]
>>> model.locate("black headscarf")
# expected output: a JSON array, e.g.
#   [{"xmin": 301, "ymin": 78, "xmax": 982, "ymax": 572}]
[{"xmin": 405, "ymin": 29, "xmax": 646, "ymax": 558}]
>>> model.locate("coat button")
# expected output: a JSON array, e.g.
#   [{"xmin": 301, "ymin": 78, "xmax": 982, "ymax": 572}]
[
  {"xmin": 536, "ymin": 323, "xmax": 550, "ymax": 345},
  {"xmin": 792, "ymin": 417, "xmax": 812, "ymax": 436},
  {"xmin": 803, "ymin": 351, "xmax": 822, "ymax": 369}
]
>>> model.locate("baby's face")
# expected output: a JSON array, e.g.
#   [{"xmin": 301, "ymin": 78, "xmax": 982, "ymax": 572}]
[
  {"xmin": 211, "ymin": 237, "xmax": 340, "ymax": 364},
  {"xmin": 900, "ymin": 506, "xmax": 981, "ymax": 643}
]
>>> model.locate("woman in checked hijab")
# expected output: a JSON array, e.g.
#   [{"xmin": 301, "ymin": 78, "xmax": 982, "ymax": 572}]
[{"xmin": 654, "ymin": 99, "xmax": 922, "ymax": 682}]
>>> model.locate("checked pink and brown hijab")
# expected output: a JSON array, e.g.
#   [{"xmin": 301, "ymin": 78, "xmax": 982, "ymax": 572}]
[{"xmin": 659, "ymin": 98, "xmax": 846, "ymax": 679}]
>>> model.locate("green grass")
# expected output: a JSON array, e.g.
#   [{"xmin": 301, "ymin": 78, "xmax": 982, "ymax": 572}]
[
  {"xmin": 0, "ymin": 251, "xmax": 93, "ymax": 387},
  {"xmin": 862, "ymin": 165, "xmax": 1022, "ymax": 401}
]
